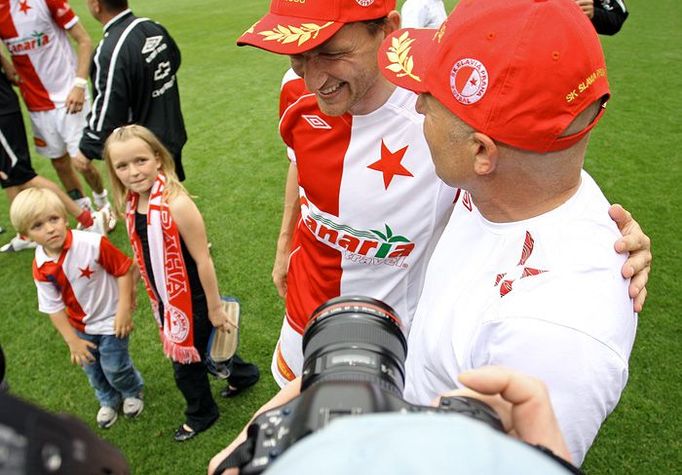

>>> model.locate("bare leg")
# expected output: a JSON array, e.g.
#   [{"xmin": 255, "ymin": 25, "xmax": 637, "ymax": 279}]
[
  {"xmin": 50, "ymin": 153, "xmax": 85, "ymax": 197},
  {"xmin": 75, "ymin": 158, "xmax": 105, "ymax": 194}
]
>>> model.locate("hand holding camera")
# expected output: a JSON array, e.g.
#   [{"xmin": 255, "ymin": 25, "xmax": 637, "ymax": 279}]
[{"xmin": 209, "ymin": 297, "xmax": 575, "ymax": 475}]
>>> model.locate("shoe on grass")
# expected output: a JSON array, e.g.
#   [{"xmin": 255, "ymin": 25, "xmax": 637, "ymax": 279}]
[
  {"xmin": 123, "ymin": 396, "xmax": 144, "ymax": 418},
  {"xmin": 0, "ymin": 234, "xmax": 36, "ymax": 253},
  {"xmin": 174, "ymin": 424, "xmax": 197, "ymax": 442},
  {"xmin": 97, "ymin": 406, "xmax": 118, "ymax": 429}
]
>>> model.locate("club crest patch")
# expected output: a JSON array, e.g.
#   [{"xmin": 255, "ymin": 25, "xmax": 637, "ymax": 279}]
[
  {"xmin": 449, "ymin": 58, "xmax": 488, "ymax": 105},
  {"xmin": 356, "ymin": 0, "xmax": 374, "ymax": 6}
]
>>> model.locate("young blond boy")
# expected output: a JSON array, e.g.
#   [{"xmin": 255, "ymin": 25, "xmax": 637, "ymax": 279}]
[{"xmin": 10, "ymin": 187, "xmax": 143, "ymax": 428}]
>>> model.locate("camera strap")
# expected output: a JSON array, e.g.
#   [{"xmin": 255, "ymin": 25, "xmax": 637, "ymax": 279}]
[
  {"xmin": 212, "ymin": 438, "xmax": 255, "ymax": 475},
  {"xmin": 529, "ymin": 444, "xmax": 583, "ymax": 474}
]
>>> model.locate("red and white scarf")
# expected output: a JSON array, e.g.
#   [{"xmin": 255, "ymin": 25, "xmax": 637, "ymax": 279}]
[{"xmin": 126, "ymin": 174, "xmax": 200, "ymax": 363}]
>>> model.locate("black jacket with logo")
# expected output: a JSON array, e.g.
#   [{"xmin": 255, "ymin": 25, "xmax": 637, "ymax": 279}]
[
  {"xmin": 79, "ymin": 9, "xmax": 187, "ymax": 179},
  {"xmin": 592, "ymin": 0, "xmax": 629, "ymax": 35}
]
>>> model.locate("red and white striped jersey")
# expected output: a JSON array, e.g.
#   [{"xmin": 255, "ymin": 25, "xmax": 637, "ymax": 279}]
[
  {"xmin": 280, "ymin": 73, "xmax": 456, "ymax": 334},
  {"xmin": 33, "ymin": 229, "xmax": 132, "ymax": 335},
  {"xmin": 0, "ymin": 0, "xmax": 78, "ymax": 111}
]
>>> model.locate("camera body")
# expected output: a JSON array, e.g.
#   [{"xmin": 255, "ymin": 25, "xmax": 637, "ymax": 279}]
[
  {"xmin": 239, "ymin": 296, "xmax": 502, "ymax": 475},
  {"xmin": 0, "ymin": 345, "xmax": 130, "ymax": 475}
]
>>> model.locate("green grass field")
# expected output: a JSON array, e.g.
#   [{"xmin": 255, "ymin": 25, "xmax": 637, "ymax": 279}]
[{"xmin": 1, "ymin": 0, "xmax": 680, "ymax": 473}]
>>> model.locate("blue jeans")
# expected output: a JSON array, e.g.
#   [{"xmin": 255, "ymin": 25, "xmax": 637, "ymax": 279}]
[{"xmin": 77, "ymin": 332, "xmax": 144, "ymax": 408}]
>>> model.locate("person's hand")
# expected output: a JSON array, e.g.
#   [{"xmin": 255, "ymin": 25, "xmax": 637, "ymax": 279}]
[
  {"xmin": 65, "ymin": 86, "xmax": 86, "ymax": 114},
  {"xmin": 208, "ymin": 304, "xmax": 232, "ymax": 332},
  {"xmin": 609, "ymin": 204, "xmax": 651, "ymax": 312},
  {"xmin": 114, "ymin": 309, "xmax": 134, "ymax": 338},
  {"xmin": 2, "ymin": 60, "xmax": 21, "ymax": 85},
  {"xmin": 443, "ymin": 366, "xmax": 572, "ymax": 464},
  {"xmin": 209, "ymin": 378, "xmax": 303, "ymax": 475},
  {"xmin": 272, "ymin": 252, "xmax": 289, "ymax": 299},
  {"xmin": 72, "ymin": 150, "xmax": 91, "ymax": 171},
  {"xmin": 67, "ymin": 337, "xmax": 97, "ymax": 366},
  {"xmin": 574, "ymin": 0, "xmax": 595, "ymax": 18}
]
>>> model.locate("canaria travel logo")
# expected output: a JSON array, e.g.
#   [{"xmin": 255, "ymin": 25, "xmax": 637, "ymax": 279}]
[
  {"xmin": 303, "ymin": 210, "xmax": 414, "ymax": 269},
  {"xmin": 6, "ymin": 31, "xmax": 50, "ymax": 54}
]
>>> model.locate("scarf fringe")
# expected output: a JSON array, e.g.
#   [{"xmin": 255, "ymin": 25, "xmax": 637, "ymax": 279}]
[{"xmin": 162, "ymin": 332, "xmax": 201, "ymax": 364}]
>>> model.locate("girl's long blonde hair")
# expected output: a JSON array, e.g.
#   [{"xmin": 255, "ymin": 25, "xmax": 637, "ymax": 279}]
[{"xmin": 103, "ymin": 125, "xmax": 188, "ymax": 214}]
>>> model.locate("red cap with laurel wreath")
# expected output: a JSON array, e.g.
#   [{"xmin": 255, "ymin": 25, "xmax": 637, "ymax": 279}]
[
  {"xmin": 237, "ymin": 0, "xmax": 396, "ymax": 55},
  {"xmin": 378, "ymin": 0, "xmax": 611, "ymax": 153}
]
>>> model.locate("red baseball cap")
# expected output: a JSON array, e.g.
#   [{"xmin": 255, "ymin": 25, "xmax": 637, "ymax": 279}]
[
  {"xmin": 237, "ymin": 0, "xmax": 396, "ymax": 55},
  {"xmin": 378, "ymin": 0, "xmax": 610, "ymax": 153}
]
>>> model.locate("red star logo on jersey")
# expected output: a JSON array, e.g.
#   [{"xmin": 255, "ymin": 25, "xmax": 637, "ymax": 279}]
[
  {"xmin": 493, "ymin": 231, "xmax": 548, "ymax": 297},
  {"xmin": 18, "ymin": 0, "xmax": 31, "ymax": 14},
  {"xmin": 367, "ymin": 140, "xmax": 413, "ymax": 189},
  {"xmin": 79, "ymin": 266, "xmax": 94, "ymax": 279}
]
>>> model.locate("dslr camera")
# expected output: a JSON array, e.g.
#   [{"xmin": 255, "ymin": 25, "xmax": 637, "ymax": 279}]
[
  {"xmin": 227, "ymin": 296, "xmax": 503, "ymax": 474},
  {"xmin": 0, "ymin": 344, "xmax": 129, "ymax": 474}
]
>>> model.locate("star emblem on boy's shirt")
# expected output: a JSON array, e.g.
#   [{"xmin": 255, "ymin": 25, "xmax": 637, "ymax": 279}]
[
  {"xmin": 79, "ymin": 266, "xmax": 94, "ymax": 279},
  {"xmin": 19, "ymin": 0, "xmax": 32, "ymax": 14},
  {"xmin": 494, "ymin": 231, "xmax": 548, "ymax": 297},
  {"xmin": 368, "ymin": 140, "xmax": 413, "ymax": 189}
]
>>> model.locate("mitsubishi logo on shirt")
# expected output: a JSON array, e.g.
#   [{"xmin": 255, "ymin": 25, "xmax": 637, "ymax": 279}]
[
  {"xmin": 494, "ymin": 231, "xmax": 548, "ymax": 297},
  {"xmin": 154, "ymin": 61, "xmax": 171, "ymax": 81}
]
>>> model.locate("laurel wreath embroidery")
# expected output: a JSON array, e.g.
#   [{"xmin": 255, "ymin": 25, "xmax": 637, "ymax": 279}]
[
  {"xmin": 258, "ymin": 21, "xmax": 334, "ymax": 46},
  {"xmin": 246, "ymin": 20, "xmax": 260, "ymax": 34},
  {"xmin": 384, "ymin": 32, "xmax": 421, "ymax": 82}
]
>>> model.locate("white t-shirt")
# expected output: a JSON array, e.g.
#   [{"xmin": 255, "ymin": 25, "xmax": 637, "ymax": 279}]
[
  {"xmin": 0, "ymin": 0, "xmax": 79, "ymax": 111},
  {"xmin": 404, "ymin": 171, "xmax": 637, "ymax": 464},
  {"xmin": 400, "ymin": 0, "xmax": 448, "ymax": 28},
  {"xmin": 279, "ymin": 75, "xmax": 455, "ymax": 334}
]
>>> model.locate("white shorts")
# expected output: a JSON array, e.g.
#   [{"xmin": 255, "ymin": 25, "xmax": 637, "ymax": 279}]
[
  {"xmin": 271, "ymin": 317, "xmax": 303, "ymax": 388},
  {"xmin": 29, "ymin": 99, "xmax": 90, "ymax": 159}
]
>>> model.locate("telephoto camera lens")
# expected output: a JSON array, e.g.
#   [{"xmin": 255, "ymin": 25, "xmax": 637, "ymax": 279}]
[{"xmin": 301, "ymin": 296, "xmax": 407, "ymax": 396}]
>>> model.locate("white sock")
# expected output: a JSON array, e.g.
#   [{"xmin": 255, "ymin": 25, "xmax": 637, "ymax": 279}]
[
  {"xmin": 76, "ymin": 196, "xmax": 93, "ymax": 211},
  {"xmin": 93, "ymin": 189, "xmax": 109, "ymax": 209}
]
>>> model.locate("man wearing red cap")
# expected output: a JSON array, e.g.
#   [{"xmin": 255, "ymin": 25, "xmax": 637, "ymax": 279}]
[
  {"xmin": 238, "ymin": 0, "xmax": 649, "ymax": 392},
  {"xmin": 377, "ymin": 0, "xmax": 637, "ymax": 464},
  {"xmin": 239, "ymin": 0, "xmax": 458, "ymax": 387}
]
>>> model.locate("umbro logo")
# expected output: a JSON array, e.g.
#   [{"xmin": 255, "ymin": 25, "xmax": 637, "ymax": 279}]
[
  {"xmin": 302, "ymin": 115, "xmax": 331, "ymax": 130},
  {"xmin": 141, "ymin": 36, "xmax": 163, "ymax": 54}
]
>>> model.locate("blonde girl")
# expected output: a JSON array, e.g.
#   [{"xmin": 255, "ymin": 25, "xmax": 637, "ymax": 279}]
[{"xmin": 104, "ymin": 125, "xmax": 259, "ymax": 441}]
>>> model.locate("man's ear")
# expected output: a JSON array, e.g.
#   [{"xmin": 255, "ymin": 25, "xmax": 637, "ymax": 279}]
[
  {"xmin": 471, "ymin": 132, "xmax": 498, "ymax": 176},
  {"xmin": 385, "ymin": 11, "xmax": 402, "ymax": 35}
]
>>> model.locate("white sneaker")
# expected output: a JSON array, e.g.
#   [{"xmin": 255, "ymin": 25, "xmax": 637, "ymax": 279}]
[
  {"xmin": 82, "ymin": 210, "xmax": 106, "ymax": 236},
  {"xmin": 123, "ymin": 396, "xmax": 144, "ymax": 418},
  {"xmin": 100, "ymin": 203, "xmax": 117, "ymax": 233},
  {"xmin": 0, "ymin": 234, "xmax": 37, "ymax": 253},
  {"xmin": 96, "ymin": 406, "xmax": 118, "ymax": 429}
]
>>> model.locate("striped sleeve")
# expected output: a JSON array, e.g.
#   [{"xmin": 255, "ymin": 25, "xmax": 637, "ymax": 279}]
[
  {"xmin": 45, "ymin": 0, "xmax": 77, "ymax": 30},
  {"xmin": 98, "ymin": 236, "xmax": 132, "ymax": 277}
]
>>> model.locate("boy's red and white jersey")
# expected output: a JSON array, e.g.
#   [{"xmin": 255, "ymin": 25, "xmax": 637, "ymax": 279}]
[
  {"xmin": 0, "ymin": 0, "xmax": 78, "ymax": 111},
  {"xmin": 280, "ymin": 76, "xmax": 456, "ymax": 334},
  {"xmin": 33, "ymin": 229, "xmax": 132, "ymax": 334}
]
